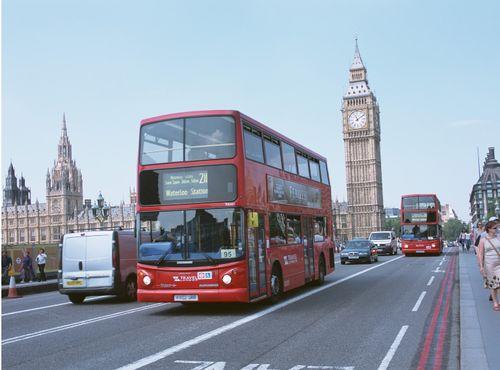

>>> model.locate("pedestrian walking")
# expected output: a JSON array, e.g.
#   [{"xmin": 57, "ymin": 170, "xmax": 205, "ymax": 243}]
[
  {"xmin": 459, "ymin": 231, "xmax": 466, "ymax": 252},
  {"xmin": 474, "ymin": 222, "xmax": 485, "ymax": 255},
  {"xmin": 478, "ymin": 220, "xmax": 500, "ymax": 311},
  {"xmin": 35, "ymin": 248, "xmax": 47, "ymax": 282},
  {"xmin": 465, "ymin": 231, "xmax": 471, "ymax": 253},
  {"xmin": 20, "ymin": 251, "xmax": 35, "ymax": 283},
  {"xmin": 2, "ymin": 250, "xmax": 13, "ymax": 285}
]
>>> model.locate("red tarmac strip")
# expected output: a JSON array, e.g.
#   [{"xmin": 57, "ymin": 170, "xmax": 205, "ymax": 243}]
[{"xmin": 417, "ymin": 253, "xmax": 457, "ymax": 370}]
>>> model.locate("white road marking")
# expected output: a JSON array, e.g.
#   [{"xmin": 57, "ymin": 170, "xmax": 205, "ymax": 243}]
[
  {"xmin": 2, "ymin": 303, "xmax": 167, "ymax": 345},
  {"xmin": 116, "ymin": 256, "xmax": 405, "ymax": 370},
  {"xmin": 1, "ymin": 296, "xmax": 108, "ymax": 317},
  {"xmin": 175, "ymin": 362, "xmax": 352, "ymax": 370},
  {"xmin": 438, "ymin": 260, "xmax": 444, "ymax": 266},
  {"xmin": 427, "ymin": 276, "xmax": 435, "ymax": 286},
  {"xmin": 377, "ymin": 325, "xmax": 409, "ymax": 370},
  {"xmin": 412, "ymin": 291, "xmax": 427, "ymax": 312}
]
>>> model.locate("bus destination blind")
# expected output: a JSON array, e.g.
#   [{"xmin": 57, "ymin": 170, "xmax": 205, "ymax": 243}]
[{"xmin": 162, "ymin": 169, "xmax": 209, "ymax": 201}]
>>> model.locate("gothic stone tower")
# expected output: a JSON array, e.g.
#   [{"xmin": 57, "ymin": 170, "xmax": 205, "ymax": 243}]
[
  {"xmin": 46, "ymin": 114, "xmax": 83, "ymax": 219},
  {"xmin": 341, "ymin": 40, "xmax": 384, "ymax": 238}
]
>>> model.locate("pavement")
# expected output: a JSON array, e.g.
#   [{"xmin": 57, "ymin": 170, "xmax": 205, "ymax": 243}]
[
  {"xmin": 459, "ymin": 247, "xmax": 500, "ymax": 370},
  {"xmin": 1, "ymin": 273, "xmax": 58, "ymax": 297}
]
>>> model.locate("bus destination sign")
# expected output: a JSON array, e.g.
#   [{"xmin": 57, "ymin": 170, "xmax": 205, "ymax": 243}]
[
  {"xmin": 267, "ymin": 176, "xmax": 321, "ymax": 209},
  {"xmin": 162, "ymin": 169, "xmax": 209, "ymax": 201}
]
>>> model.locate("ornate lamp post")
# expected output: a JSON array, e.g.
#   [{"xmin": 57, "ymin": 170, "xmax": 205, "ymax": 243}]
[{"xmin": 92, "ymin": 192, "xmax": 110, "ymax": 228}]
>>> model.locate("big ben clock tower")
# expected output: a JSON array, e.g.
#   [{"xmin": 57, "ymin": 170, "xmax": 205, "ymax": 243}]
[{"xmin": 342, "ymin": 40, "xmax": 384, "ymax": 238}]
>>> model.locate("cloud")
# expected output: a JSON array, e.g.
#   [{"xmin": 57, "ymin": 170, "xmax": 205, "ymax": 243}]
[{"xmin": 448, "ymin": 119, "xmax": 496, "ymax": 127}]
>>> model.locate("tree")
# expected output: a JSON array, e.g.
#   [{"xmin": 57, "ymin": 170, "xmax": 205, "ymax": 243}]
[
  {"xmin": 443, "ymin": 219, "xmax": 465, "ymax": 240},
  {"xmin": 384, "ymin": 218, "xmax": 401, "ymax": 237}
]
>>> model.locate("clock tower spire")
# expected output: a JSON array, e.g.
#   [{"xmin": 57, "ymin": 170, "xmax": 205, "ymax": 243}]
[{"xmin": 341, "ymin": 39, "xmax": 385, "ymax": 238}]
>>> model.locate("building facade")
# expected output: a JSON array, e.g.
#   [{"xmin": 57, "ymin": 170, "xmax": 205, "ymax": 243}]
[
  {"xmin": 1, "ymin": 115, "xmax": 136, "ymax": 248},
  {"xmin": 332, "ymin": 200, "xmax": 349, "ymax": 244},
  {"xmin": 3, "ymin": 163, "xmax": 31, "ymax": 207},
  {"xmin": 469, "ymin": 147, "xmax": 500, "ymax": 223},
  {"xmin": 341, "ymin": 40, "xmax": 385, "ymax": 238},
  {"xmin": 441, "ymin": 204, "xmax": 457, "ymax": 223}
]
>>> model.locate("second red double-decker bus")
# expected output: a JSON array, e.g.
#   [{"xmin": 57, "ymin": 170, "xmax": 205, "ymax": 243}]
[
  {"xmin": 400, "ymin": 194, "xmax": 443, "ymax": 255},
  {"xmin": 136, "ymin": 110, "xmax": 335, "ymax": 303}
]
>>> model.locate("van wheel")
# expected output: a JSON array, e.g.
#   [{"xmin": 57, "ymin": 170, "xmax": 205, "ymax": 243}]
[
  {"xmin": 269, "ymin": 265, "xmax": 282, "ymax": 303},
  {"xmin": 314, "ymin": 257, "xmax": 326, "ymax": 286},
  {"xmin": 121, "ymin": 277, "xmax": 137, "ymax": 302},
  {"xmin": 68, "ymin": 294, "xmax": 85, "ymax": 304}
]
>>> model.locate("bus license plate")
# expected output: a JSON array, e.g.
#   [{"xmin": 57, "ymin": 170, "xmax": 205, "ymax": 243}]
[
  {"xmin": 67, "ymin": 280, "xmax": 83, "ymax": 286},
  {"xmin": 174, "ymin": 294, "xmax": 198, "ymax": 302}
]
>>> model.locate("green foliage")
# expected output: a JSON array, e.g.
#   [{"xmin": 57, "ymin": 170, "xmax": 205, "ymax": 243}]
[
  {"xmin": 443, "ymin": 219, "xmax": 465, "ymax": 240},
  {"xmin": 384, "ymin": 218, "xmax": 401, "ymax": 237}
]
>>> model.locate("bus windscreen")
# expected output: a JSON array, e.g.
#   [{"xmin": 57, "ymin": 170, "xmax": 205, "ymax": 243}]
[
  {"xmin": 140, "ymin": 116, "xmax": 235, "ymax": 165},
  {"xmin": 401, "ymin": 224, "xmax": 438, "ymax": 240}
]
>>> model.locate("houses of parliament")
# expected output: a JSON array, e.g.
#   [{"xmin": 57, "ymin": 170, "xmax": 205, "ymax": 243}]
[{"xmin": 1, "ymin": 115, "xmax": 135, "ymax": 248}]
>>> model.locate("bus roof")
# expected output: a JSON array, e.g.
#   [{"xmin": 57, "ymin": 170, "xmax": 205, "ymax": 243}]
[
  {"xmin": 401, "ymin": 194, "xmax": 438, "ymax": 198},
  {"xmin": 140, "ymin": 110, "xmax": 327, "ymax": 162}
]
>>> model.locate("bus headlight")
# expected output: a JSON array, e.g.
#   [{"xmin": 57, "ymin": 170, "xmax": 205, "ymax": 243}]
[
  {"xmin": 143, "ymin": 275, "xmax": 152, "ymax": 286},
  {"xmin": 222, "ymin": 274, "xmax": 232, "ymax": 285}
]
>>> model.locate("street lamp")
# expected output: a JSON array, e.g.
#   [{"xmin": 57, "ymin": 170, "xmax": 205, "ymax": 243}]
[{"xmin": 92, "ymin": 192, "xmax": 110, "ymax": 228}]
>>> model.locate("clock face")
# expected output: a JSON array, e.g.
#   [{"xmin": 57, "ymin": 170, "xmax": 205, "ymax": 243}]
[{"xmin": 348, "ymin": 111, "xmax": 367, "ymax": 129}]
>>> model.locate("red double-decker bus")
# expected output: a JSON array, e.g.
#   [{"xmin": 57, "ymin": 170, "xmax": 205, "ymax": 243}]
[
  {"xmin": 136, "ymin": 110, "xmax": 335, "ymax": 303},
  {"xmin": 400, "ymin": 194, "xmax": 443, "ymax": 255}
]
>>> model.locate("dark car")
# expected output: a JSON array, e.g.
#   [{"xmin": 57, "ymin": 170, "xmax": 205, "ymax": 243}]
[{"xmin": 340, "ymin": 239, "xmax": 378, "ymax": 264}]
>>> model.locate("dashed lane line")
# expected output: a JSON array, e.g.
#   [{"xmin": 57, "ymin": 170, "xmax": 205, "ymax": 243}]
[
  {"xmin": 377, "ymin": 325, "xmax": 409, "ymax": 370},
  {"xmin": 412, "ymin": 291, "xmax": 427, "ymax": 312}
]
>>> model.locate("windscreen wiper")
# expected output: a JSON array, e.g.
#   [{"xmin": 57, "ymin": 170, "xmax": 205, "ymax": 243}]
[
  {"xmin": 200, "ymin": 253, "xmax": 217, "ymax": 264},
  {"xmin": 156, "ymin": 243, "xmax": 174, "ymax": 266}
]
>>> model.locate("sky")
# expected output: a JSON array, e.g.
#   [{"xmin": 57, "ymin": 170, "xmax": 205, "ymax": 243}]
[{"xmin": 2, "ymin": 0, "xmax": 499, "ymax": 220}]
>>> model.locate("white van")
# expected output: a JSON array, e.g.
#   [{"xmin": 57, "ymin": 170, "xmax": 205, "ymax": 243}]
[
  {"xmin": 368, "ymin": 231, "xmax": 398, "ymax": 255},
  {"xmin": 58, "ymin": 230, "xmax": 137, "ymax": 304}
]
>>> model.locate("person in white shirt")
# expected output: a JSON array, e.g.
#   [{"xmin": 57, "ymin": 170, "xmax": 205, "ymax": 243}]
[{"xmin": 35, "ymin": 249, "xmax": 48, "ymax": 282}]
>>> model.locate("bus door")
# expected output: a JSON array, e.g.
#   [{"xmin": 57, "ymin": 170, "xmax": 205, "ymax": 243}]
[
  {"xmin": 303, "ymin": 217, "xmax": 315, "ymax": 282},
  {"xmin": 247, "ymin": 211, "xmax": 266, "ymax": 298}
]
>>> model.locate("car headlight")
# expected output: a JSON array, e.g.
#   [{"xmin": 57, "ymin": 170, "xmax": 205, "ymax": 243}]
[{"xmin": 340, "ymin": 252, "xmax": 348, "ymax": 256}]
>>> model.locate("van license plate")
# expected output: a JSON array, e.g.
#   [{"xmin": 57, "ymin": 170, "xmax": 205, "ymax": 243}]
[
  {"xmin": 174, "ymin": 295, "xmax": 198, "ymax": 302},
  {"xmin": 67, "ymin": 280, "xmax": 83, "ymax": 286}
]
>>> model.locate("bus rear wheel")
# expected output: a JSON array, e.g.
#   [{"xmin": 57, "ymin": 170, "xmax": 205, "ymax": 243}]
[
  {"xmin": 314, "ymin": 257, "xmax": 326, "ymax": 286},
  {"xmin": 270, "ymin": 266, "xmax": 282, "ymax": 303}
]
